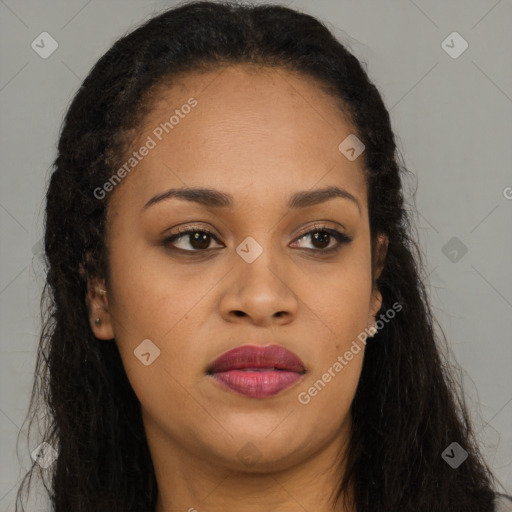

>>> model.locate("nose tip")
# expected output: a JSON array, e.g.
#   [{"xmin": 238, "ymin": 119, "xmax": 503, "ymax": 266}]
[{"xmin": 220, "ymin": 255, "xmax": 299, "ymax": 326}]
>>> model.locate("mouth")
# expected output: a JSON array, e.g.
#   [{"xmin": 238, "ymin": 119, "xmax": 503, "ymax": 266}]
[{"xmin": 207, "ymin": 344, "xmax": 306, "ymax": 399}]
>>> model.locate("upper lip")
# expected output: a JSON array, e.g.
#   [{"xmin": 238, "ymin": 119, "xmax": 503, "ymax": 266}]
[{"xmin": 207, "ymin": 344, "xmax": 306, "ymax": 374}]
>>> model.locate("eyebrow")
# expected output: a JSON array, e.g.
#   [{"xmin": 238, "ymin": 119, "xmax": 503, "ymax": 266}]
[{"xmin": 142, "ymin": 185, "xmax": 361, "ymax": 215}]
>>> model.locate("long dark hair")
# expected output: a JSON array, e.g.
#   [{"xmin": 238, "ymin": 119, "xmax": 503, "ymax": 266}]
[{"xmin": 16, "ymin": 1, "xmax": 498, "ymax": 511}]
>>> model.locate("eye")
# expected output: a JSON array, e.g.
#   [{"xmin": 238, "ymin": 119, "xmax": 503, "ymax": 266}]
[
  {"xmin": 162, "ymin": 223, "xmax": 352, "ymax": 254},
  {"xmin": 290, "ymin": 224, "xmax": 352, "ymax": 253},
  {"xmin": 162, "ymin": 226, "xmax": 223, "ymax": 252}
]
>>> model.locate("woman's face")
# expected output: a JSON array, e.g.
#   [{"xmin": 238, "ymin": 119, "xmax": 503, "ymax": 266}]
[{"xmin": 90, "ymin": 64, "xmax": 386, "ymax": 474}]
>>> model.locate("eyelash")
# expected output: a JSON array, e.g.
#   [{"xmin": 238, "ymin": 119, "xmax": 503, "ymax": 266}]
[{"xmin": 162, "ymin": 223, "xmax": 352, "ymax": 255}]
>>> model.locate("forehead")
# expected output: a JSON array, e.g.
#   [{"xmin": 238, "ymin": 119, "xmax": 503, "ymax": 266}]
[{"xmin": 109, "ymin": 64, "xmax": 367, "ymax": 214}]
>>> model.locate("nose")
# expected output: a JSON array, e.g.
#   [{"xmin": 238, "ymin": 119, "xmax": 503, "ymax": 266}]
[{"xmin": 219, "ymin": 251, "xmax": 299, "ymax": 327}]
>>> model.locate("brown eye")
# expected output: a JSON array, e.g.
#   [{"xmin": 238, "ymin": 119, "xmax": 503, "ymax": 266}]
[
  {"xmin": 162, "ymin": 228, "xmax": 223, "ymax": 252},
  {"xmin": 309, "ymin": 231, "xmax": 331, "ymax": 250},
  {"xmin": 162, "ymin": 224, "xmax": 352, "ymax": 255},
  {"xmin": 186, "ymin": 231, "xmax": 212, "ymax": 250},
  {"xmin": 291, "ymin": 226, "xmax": 352, "ymax": 253}
]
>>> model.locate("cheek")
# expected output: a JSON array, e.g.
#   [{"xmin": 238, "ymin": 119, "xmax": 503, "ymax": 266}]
[
  {"xmin": 107, "ymin": 230, "xmax": 198, "ymax": 333},
  {"xmin": 303, "ymin": 281, "xmax": 369, "ymax": 381},
  {"xmin": 106, "ymin": 241, "xmax": 240, "ymax": 418},
  {"xmin": 294, "ymin": 247, "xmax": 373, "ymax": 415},
  {"xmin": 106, "ymin": 262, "xmax": 202, "ymax": 428},
  {"xmin": 301, "ymin": 246, "xmax": 374, "ymax": 344},
  {"xmin": 293, "ymin": 273, "xmax": 370, "ymax": 430}
]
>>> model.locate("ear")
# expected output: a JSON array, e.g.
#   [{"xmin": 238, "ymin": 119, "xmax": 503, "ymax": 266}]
[
  {"xmin": 369, "ymin": 233, "xmax": 389, "ymax": 321},
  {"xmin": 84, "ymin": 274, "xmax": 115, "ymax": 340}
]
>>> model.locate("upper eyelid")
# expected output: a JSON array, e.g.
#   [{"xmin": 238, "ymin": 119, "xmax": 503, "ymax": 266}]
[
  {"xmin": 295, "ymin": 222, "xmax": 346, "ymax": 237},
  {"xmin": 166, "ymin": 224, "xmax": 349, "ymax": 247},
  {"xmin": 171, "ymin": 222, "xmax": 346, "ymax": 238}
]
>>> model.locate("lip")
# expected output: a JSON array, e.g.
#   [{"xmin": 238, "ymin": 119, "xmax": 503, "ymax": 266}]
[{"xmin": 207, "ymin": 344, "xmax": 306, "ymax": 399}]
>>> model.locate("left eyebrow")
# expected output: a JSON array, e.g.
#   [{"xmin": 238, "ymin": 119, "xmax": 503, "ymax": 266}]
[
  {"xmin": 288, "ymin": 185, "xmax": 361, "ymax": 215},
  {"xmin": 142, "ymin": 185, "xmax": 361, "ymax": 215}
]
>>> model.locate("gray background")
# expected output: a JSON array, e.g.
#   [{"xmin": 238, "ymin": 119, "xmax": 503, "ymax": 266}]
[{"xmin": 1, "ymin": 0, "xmax": 511, "ymax": 510}]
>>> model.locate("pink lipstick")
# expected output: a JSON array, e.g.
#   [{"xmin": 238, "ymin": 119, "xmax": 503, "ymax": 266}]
[{"xmin": 207, "ymin": 344, "xmax": 306, "ymax": 399}]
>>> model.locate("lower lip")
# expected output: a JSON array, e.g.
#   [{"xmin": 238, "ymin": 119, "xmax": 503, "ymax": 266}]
[{"xmin": 210, "ymin": 369, "xmax": 304, "ymax": 398}]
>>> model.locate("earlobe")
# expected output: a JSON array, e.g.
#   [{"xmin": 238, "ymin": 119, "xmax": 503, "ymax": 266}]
[{"xmin": 85, "ymin": 276, "xmax": 115, "ymax": 340}]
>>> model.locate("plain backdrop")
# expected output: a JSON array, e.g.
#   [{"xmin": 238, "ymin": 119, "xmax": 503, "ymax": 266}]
[{"xmin": 1, "ymin": 0, "xmax": 511, "ymax": 509}]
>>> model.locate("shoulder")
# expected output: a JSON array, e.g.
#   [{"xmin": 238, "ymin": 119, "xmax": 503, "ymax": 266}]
[{"xmin": 495, "ymin": 494, "xmax": 512, "ymax": 512}]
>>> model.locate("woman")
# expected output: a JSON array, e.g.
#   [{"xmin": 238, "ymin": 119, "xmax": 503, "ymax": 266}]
[{"xmin": 16, "ymin": 1, "xmax": 511, "ymax": 511}]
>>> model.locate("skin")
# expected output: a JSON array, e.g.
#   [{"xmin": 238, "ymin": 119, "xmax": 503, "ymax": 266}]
[{"xmin": 86, "ymin": 64, "xmax": 387, "ymax": 512}]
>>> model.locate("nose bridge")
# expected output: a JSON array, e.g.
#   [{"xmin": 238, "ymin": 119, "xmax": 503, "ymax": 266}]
[
  {"xmin": 235, "ymin": 230, "xmax": 286, "ymax": 290},
  {"xmin": 220, "ymin": 229, "xmax": 299, "ymax": 323}
]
